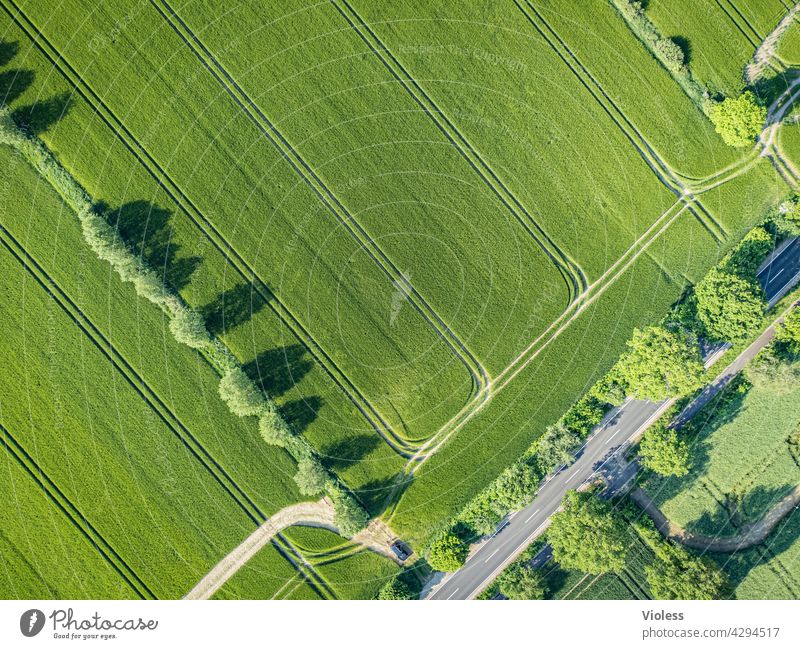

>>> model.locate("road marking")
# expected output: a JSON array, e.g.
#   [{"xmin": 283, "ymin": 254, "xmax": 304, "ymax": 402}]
[
  {"xmin": 770, "ymin": 267, "xmax": 786, "ymax": 281},
  {"xmin": 565, "ymin": 468, "xmax": 581, "ymax": 484},
  {"xmin": 524, "ymin": 509, "xmax": 541, "ymax": 523},
  {"xmin": 446, "ymin": 588, "xmax": 459, "ymax": 600},
  {"xmin": 606, "ymin": 429, "xmax": 619, "ymax": 444},
  {"xmin": 485, "ymin": 549, "xmax": 499, "ymax": 563}
]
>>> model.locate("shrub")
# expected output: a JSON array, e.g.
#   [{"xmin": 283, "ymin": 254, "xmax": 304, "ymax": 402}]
[
  {"xmin": 695, "ymin": 267, "xmax": 765, "ymax": 342},
  {"xmin": 614, "ymin": 326, "xmax": 705, "ymax": 401},
  {"xmin": 561, "ymin": 395, "xmax": 608, "ymax": 436},
  {"xmin": 590, "ymin": 371, "xmax": 627, "ymax": 406},
  {"xmin": 653, "ymin": 38, "xmax": 685, "ymax": 73},
  {"xmin": 775, "ymin": 308, "xmax": 800, "ymax": 357},
  {"xmin": 258, "ymin": 407, "xmax": 294, "ymax": 447},
  {"xmin": 497, "ymin": 563, "xmax": 546, "ymax": 600},
  {"xmin": 639, "ymin": 422, "xmax": 691, "ymax": 477},
  {"xmin": 168, "ymin": 305, "xmax": 210, "ymax": 349},
  {"xmin": 535, "ymin": 422, "xmax": 582, "ymax": 474},
  {"xmin": 218, "ymin": 367, "xmax": 267, "ymax": 417},
  {"xmin": 548, "ymin": 491, "xmax": 629, "ymax": 574},
  {"xmin": 427, "ymin": 532, "xmax": 469, "ymax": 573},
  {"xmin": 329, "ymin": 486, "xmax": 369, "ymax": 537},
  {"xmin": 725, "ymin": 226, "xmax": 774, "ymax": 278},
  {"xmin": 746, "ymin": 346, "xmax": 800, "ymax": 392},
  {"xmin": 775, "ymin": 195, "xmax": 800, "ymax": 236},
  {"xmin": 293, "ymin": 458, "xmax": 329, "ymax": 496},
  {"xmin": 708, "ymin": 92, "xmax": 766, "ymax": 147},
  {"xmin": 377, "ymin": 575, "xmax": 414, "ymax": 600},
  {"xmin": 645, "ymin": 547, "xmax": 727, "ymax": 599}
]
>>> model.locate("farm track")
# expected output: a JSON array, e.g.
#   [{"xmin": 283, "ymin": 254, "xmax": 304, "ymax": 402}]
[
  {"xmin": 717, "ymin": 0, "xmax": 762, "ymax": 49},
  {"xmin": 0, "ymin": 219, "xmax": 326, "ymax": 598},
  {"xmin": 330, "ymin": 0, "xmax": 586, "ymax": 303},
  {"xmin": 746, "ymin": 2, "xmax": 800, "ymax": 82},
  {"xmin": 0, "ymin": 0, "xmax": 421, "ymax": 458},
  {"xmin": 0, "ymin": 422, "xmax": 155, "ymax": 599},
  {"xmin": 149, "ymin": 0, "xmax": 489, "ymax": 417},
  {"xmin": 516, "ymin": 0, "xmax": 729, "ymax": 243}
]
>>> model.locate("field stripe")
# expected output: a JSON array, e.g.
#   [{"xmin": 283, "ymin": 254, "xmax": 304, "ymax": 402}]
[
  {"xmin": 148, "ymin": 0, "xmax": 489, "ymax": 405},
  {"xmin": 330, "ymin": 0, "xmax": 586, "ymax": 302},
  {"xmin": 0, "ymin": 422, "xmax": 155, "ymax": 599},
  {"xmin": 718, "ymin": 0, "xmax": 763, "ymax": 45},
  {"xmin": 272, "ymin": 535, "xmax": 336, "ymax": 599},
  {"xmin": 0, "ymin": 220, "xmax": 324, "ymax": 594},
  {"xmin": 0, "ymin": 0, "xmax": 420, "ymax": 457},
  {"xmin": 515, "ymin": 0, "xmax": 729, "ymax": 243}
]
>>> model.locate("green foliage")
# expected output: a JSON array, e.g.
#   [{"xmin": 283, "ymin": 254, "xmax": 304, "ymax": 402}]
[
  {"xmin": 167, "ymin": 303, "xmax": 211, "ymax": 350},
  {"xmin": 776, "ymin": 308, "xmax": 800, "ymax": 357},
  {"xmin": 746, "ymin": 345, "xmax": 800, "ymax": 393},
  {"xmin": 645, "ymin": 547, "xmax": 727, "ymax": 599},
  {"xmin": 377, "ymin": 575, "xmax": 415, "ymax": 600},
  {"xmin": 639, "ymin": 422, "xmax": 691, "ymax": 477},
  {"xmin": 497, "ymin": 563, "xmax": 546, "ymax": 600},
  {"xmin": 427, "ymin": 532, "xmax": 469, "ymax": 573},
  {"xmin": 535, "ymin": 422, "xmax": 582, "ymax": 474},
  {"xmin": 695, "ymin": 267, "xmax": 765, "ymax": 342},
  {"xmin": 548, "ymin": 491, "xmax": 629, "ymax": 574},
  {"xmin": 724, "ymin": 226, "xmax": 774, "ymax": 278},
  {"xmin": 614, "ymin": 326, "xmax": 705, "ymax": 400},
  {"xmin": 218, "ymin": 367, "xmax": 267, "ymax": 418},
  {"xmin": 293, "ymin": 458, "xmax": 328, "ymax": 496},
  {"xmin": 561, "ymin": 394, "xmax": 608, "ymax": 436},
  {"xmin": 329, "ymin": 485, "xmax": 369, "ymax": 537},
  {"xmin": 590, "ymin": 371, "xmax": 627, "ymax": 406},
  {"xmin": 775, "ymin": 195, "xmax": 800, "ymax": 236},
  {"xmin": 258, "ymin": 407, "xmax": 294, "ymax": 447},
  {"xmin": 708, "ymin": 92, "xmax": 766, "ymax": 148}
]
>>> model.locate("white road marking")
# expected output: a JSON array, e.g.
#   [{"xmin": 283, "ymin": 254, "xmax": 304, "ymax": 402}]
[
  {"xmin": 606, "ymin": 429, "xmax": 619, "ymax": 444},
  {"xmin": 446, "ymin": 588, "xmax": 459, "ymax": 600},
  {"xmin": 565, "ymin": 468, "xmax": 582, "ymax": 484},
  {"xmin": 770, "ymin": 267, "xmax": 786, "ymax": 281},
  {"xmin": 484, "ymin": 549, "xmax": 499, "ymax": 563},
  {"xmin": 524, "ymin": 509, "xmax": 541, "ymax": 523}
]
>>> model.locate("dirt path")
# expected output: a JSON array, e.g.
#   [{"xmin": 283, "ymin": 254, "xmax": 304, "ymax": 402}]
[
  {"xmin": 184, "ymin": 499, "xmax": 403, "ymax": 600},
  {"xmin": 630, "ymin": 484, "xmax": 800, "ymax": 552},
  {"xmin": 746, "ymin": 3, "xmax": 800, "ymax": 83}
]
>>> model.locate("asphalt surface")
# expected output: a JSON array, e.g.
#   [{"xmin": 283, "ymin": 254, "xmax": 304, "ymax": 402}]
[{"xmin": 428, "ymin": 237, "xmax": 800, "ymax": 600}]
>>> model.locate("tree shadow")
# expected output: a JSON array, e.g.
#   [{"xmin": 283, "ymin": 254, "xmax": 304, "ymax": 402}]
[
  {"xmin": 0, "ymin": 40, "xmax": 18, "ymax": 67},
  {"xmin": 751, "ymin": 67, "xmax": 800, "ymax": 119},
  {"xmin": 200, "ymin": 282, "xmax": 269, "ymax": 336},
  {"xmin": 102, "ymin": 200, "xmax": 202, "ymax": 291},
  {"xmin": 319, "ymin": 433, "xmax": 381, "ymax": 472},
  {"xmin": 0, "ymin": 68, "xmax": 33, "ymax": 105},
  {"xmin": 243, "ymin": 344, "xmax": 312, "ymax": 399},
  {"xmin": 280, "ymin": 396, "xmax": 322, "ymax": 435},
  {"xmin": 672, "ymin": 36, "xmax": 691, "ymax": 68},
  {"xmin": 12, "ymin": 92, "xmax": 73, "ymax": 135}
]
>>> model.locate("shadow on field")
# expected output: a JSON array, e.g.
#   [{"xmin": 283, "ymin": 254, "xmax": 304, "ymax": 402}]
[
  {"xmin": 357, "ymin": 473, "xmax": 408, "ymax": 516},
  {"xmin": 201, "ymin": 282, "xmax": 269, "ymax": 336},
  {"xmin": 320, "ymin": 433, "xmax": 381, "ymax": 472},
  {"xmin": 0, "ymin": 68, "xmax": 33, "ymax": 105},
  {"xmin": 244, "ymin": 344, "xmax": 312, "ymax": 398},
  {"xmin": 13, "ymin": 92, "xmax": 73, "ymax": 135},
  {"xmin": 0, "ymin": 40, "xmax": 18, "ymax": 67},
  {"xmin": 280, "ymin": 395, "xmax": 322, "ymax": 435},
  {"xmin": 104, "ymin": 200, "xmax": 202, "ymax": 291}
]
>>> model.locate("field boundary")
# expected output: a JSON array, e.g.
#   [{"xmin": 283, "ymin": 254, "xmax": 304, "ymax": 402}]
[
  {"xmin": 0, "ymin": 422, "xmax": 154, "ymax": 599},
  {"xmin": 330, "ymin": 0, "xmax": 586, "ymax": 302},
  {"xmin": 148, "ymin": 0, "xmax": 489, "ymax": 413},
  {"xmin": 0, "ymin": 0, "xmax": 425, "ymax": 457}
]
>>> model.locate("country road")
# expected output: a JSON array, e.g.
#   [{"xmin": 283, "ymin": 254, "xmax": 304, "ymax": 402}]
[{"xmin": 428, "ymin": 237, "xmax": 800, "ymax": 600}]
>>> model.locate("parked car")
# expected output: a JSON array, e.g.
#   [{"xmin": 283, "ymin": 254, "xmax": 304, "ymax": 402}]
[{"xmin": 390, "ymin": 540, "xmax": 410, "ymax": 562}]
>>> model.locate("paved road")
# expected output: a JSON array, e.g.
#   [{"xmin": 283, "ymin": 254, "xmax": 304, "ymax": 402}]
[{"xmin": 428, "ymin": 238, "xmax": 800, "ymax": 600}]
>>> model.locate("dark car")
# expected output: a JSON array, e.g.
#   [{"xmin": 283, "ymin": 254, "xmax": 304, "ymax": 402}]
[{"xmin": 390, "ymin": 540, "xmax": 410, "ymax": 562}]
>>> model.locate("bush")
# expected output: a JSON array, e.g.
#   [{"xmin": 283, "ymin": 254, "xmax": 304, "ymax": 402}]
[
  {"xmin": 329, "ymin": 486, "xmax": 369, "ymax": 537},
  {"xmin": 645, "ymin": 547, "xmax": 727, "ymax": 599},
  {"xmin": 293, "ymin": 458, "xmax": 329, "ymax": 496},
  {"xmin": 258, "ymin": 407, "xmax": 294, "ymax": 447},
  {"xmin": 377, "ymin": 575, "xmax": 415, "ymax": 600},
  {"xmin": 427, "ymin": 532, "xmax": 469, "ymax": 572},
  {"xmin": 561, "ymin": 395, "xmax": 608, "ymax": 436},
  {"xmin": 746, "ymin": 346, "xmax": 800, "ymax": 392},
  {"xmin": 639, "ymin": 422, "xmax": 691, "ymax": 477},
  {"xmin": 168, "ymin": 305, "xmax": 210, "ymax": 350},
  {"xmin": 775, "ymin": 195, "xmax": 800, "ymax": 236},
  {"xmin": 708, "ymin": 92, "xmax": 766, "ymax": 147},
  {"xmin": 590, "ymin": 372, "xmax": 627, "ymax": 406},
  {"xmin": 535, "ymin": 422, "xmax": 582, "ymax": 474},
  {"xmin": 497, "ymin": 563, "xmax": 546, "ymax": 600},
  {"xmin": 695, "ymin": 268, "xmax": 765, "ymax": 342},
  {"xmin": 614, "ymin": 326, "xmax": 705, "ymax": 401},
  {"xmin": 218, "ymin": 367, "xmax": 267, "ymax": 417},
  {"xmin": 653, "ymin": 38, "xmax": 685, "ymax": 73},
  {"xmin": 725, "ymin": 226, "xmax": 774, "ymax": 278},
  {"xmin": 775, "ymin": 308, "xmax": 800, "ymax": 358}
]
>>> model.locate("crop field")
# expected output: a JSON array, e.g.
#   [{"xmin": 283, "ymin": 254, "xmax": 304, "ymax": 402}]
[
  {"xmin": 1, "ymin": 0, "xmax": 795, "ymax": 602},
  {"xmin": 777, "ymin": 19, "xmax": 800, "ymax": 66},
  {"xmin": 646, "ymin": 0, "xmax": 786, "ymax": 96},
  {"xmin": 642, "ymin": 379, "xmax": 800, "ymax": 536}
]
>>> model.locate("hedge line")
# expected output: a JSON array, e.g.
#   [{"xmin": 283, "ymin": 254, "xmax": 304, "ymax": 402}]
[{"xmin": 0, "ymin": 106, "xmax": 368, "ymax": 536}]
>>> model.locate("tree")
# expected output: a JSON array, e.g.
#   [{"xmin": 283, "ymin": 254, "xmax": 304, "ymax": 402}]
[
  {"xmin": 258, "ymin": 407, "xmax": 294, "ymax": 447},
  {"xmin": 329, "ymin": 486, "xmax": 369, "ymax": 536},
  {"xmin": 775, "ymin": 195, "xmax": 800, "ymax": 236},
  {"xmin": 548, "ymin": 491, "xmax": 629, "ymax": 574},
  {"xmin": 590, "ymin": 371, "xmax": 627, "ymax": 406},
  {"xmin": 497, "ymin": 563, "xmax": 546, "ymax": 600},
  {"xmin": 218, "ymin": 367, "xmax": 266, "ymax": 417},
  {"xmin": 725, "ymin": 226, "xmax": 773, "ymax": 278},
  {"xmin": 614, "ymin": 326, "xmax": 705, "ymax": 401},
  {"xmin": 293, "ymin": 459, "xmax": 328, "ymax": 496},
  {"xmin": 639, "ymin": 422, "xmax": 691, "ymax": 477},
  {"xmin": 708, "ymin": 92, "xmax": 766, "ymax": 147},
  {"xmin": 695, "ymin": 267, "xmax": 765, "ymax": 342},
  {"xmin": 535, "ymin": 422, "xmax": 581, "ymax": 473},
  {"xmin": 653, "ymin": 38, "xmax": 685, "ymax": 73},
  {"xmin": 646, "ymin": 548, "xmax": 727, "ymax": 599},
  {"xmin": 776, "ymin": 308, "xmax": 800, "ymax": 357},
  {"xmin": 427, "ymin": 532, "xmax": 469, "ymax": 572},
  {"xmin": 492, "ymin": 461, "xmax": 541, "ymax": 511},
  {"xmin": 378, "ymin": 576, "xmax": 414, "ymax": 600},
  {"xmin": 168, "ymin": 305, "xmax": 210, "ymax": 350}
]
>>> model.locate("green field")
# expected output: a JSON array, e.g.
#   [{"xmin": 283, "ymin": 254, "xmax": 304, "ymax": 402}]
[
  {"xmin": 777, "ymin": 18, "xmax": 800, "ymax": 66},
  {"xmin": 642, "ymin": 378, "xmax": 800, "ymax": 537}
]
